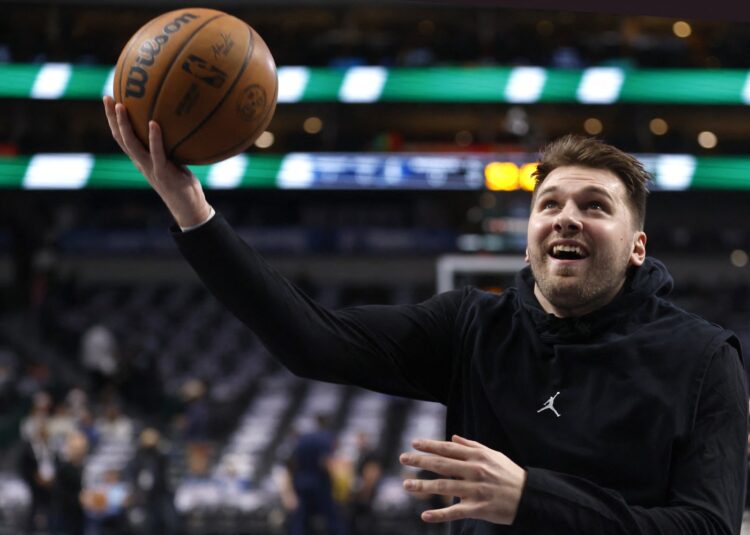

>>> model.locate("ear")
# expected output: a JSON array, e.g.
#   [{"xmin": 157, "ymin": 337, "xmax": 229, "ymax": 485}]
[
  {"xmin": 628, "ymin": 231, "xmax": 647, "ymax": 267},
  {"xmin": 524, "ymin": 248, "xmax": 529, "ymax": 263}
]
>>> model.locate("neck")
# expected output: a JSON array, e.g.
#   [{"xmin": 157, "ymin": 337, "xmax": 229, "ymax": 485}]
[{"xmin": 533, "ymin": 280, "xmax": 625, "ymax": 318}]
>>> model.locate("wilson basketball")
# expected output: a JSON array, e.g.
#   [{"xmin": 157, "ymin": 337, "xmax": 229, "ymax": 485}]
[{"xmin": 113, "ymin": 8, "xmax": 277, "ymax": 165}]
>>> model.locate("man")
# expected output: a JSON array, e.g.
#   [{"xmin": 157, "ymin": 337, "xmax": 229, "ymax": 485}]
[
  {"xmin": 127, "ymin": 428, "xmax": 174, "ymax": 534},
  {"xmin": 285, "ymin": 414, "xmax": 346, "ymax": 535},
  {"xmin": 348, "ymin": 431, "xmax": 383, "ymax": 534},
  {"xmin": 51, "ymin": 430, "xmax": 88, "ymax": 535},
  {"xmin": 19, "ymin": 419, "xmax": 56, "ymax": 533},
  {"xmin": 103, "ymin": 96, "xmax": 748, "ymax": 534}
]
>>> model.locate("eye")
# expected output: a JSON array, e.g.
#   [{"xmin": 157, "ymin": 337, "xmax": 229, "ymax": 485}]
[
  {"xmin": 541, "ymin": 200, "xmax": 558, "ymax": 209},
  {"xmin": 588, "ymin": 201, "xmax": 604, "ymax": 210}
]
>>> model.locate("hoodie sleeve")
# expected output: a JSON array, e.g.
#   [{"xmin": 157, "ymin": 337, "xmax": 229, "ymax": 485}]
[
  {"xmin": 514, "ymin": 342, "xmax": 748, "ymax": 534},
  {"xmin": 172, "ymin": 212, "xmax": 460, "ymax": 403}
]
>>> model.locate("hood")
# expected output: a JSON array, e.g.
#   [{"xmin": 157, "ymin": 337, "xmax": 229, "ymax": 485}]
[{"xmin": 516, "ymin": 257, "xmax": 674, "ymax": 343}]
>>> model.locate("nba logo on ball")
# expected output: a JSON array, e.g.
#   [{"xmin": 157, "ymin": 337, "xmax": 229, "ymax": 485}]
[
  {"xmin": 114, "ymin": 8, "xmax": 278, "ymax": 165},
  {"xmin": 182, "ymin": 55, "xmax": 228, "ymax": 88}
]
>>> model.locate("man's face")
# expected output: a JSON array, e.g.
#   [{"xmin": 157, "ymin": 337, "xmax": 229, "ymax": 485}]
[{"xmin": 526, "ymin": 165, "xmax": 647, "ymax": 317}]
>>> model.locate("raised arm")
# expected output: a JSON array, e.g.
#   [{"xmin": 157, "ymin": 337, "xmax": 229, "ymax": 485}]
[
  {"xmin": 103, "ymin": 97, "xmax": 460, "ymax": 402},
  {"xmin": 172, "ymin": 212, "xmax": 460, "ymax": 400}
]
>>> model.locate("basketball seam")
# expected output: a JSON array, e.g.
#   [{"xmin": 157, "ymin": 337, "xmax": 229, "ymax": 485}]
[
  {"xmin": 200, "ymin": 65, "xmax": 278, "ymax": 164},
  {"xmin": 169, "ymin": 22, "xmax": 255, "ymax": 161},
  {"xmin": 148, "ymin": 13, "xmax": 226, "ymax": 132}
]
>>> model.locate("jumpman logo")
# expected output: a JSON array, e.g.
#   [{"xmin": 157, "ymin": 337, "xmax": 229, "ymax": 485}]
[{"xmin": 537, "ymin": 391, "xmax": 561, "ymax": 417}]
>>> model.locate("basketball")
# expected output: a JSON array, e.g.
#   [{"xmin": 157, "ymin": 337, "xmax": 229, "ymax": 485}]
[{"xmin": 113, "ymin": 8, "xmax": 277, "ymax": 165}]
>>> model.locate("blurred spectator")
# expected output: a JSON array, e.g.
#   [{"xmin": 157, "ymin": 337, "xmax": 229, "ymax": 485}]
[
  {"xmin": 48, "ymin": 401, "xmax": 76, "ymax": 453},
  {"xmin": 81, "ymin": 468, "xmax": 130, "ymax": 535},
  {"xmin": 330, "ymin": 454, "xmax": 354, "ymax": 508},
  {"xmin": 96, "ymin": 402, "xmax": 133, "ymax": 443},
  {"xmin": 77, "ymin": 408, "xmax": 100, "ymax": 452},
  {"xmin": 0, "ymin": 349, "xmax": 22, "ymax": 447},
  {"xmin": 286, "ymin": 414, "xmax": 346, "ymax": 535},
  {"xmin": 52, "ymin": 430, "xmax": 88, "ymax": 535},
  {"xmin": 66, "ymin": 387, "xmax": 90, "ymax": 421},
  {"xmin": 185, "ymin": 443, "xmax": 213, "ymax": 480},
  {"xmin": 348, "ymin": 431, "xmax": 383, "ymax": 534},
  {"xmin": 184, "ymin": 441, "xmax": 214, "ymax": 482},
  {"xmin": 177, "ymin": 379, "xmax": 210, "ymax": 443},
  {"xmin": 19, "ymin": 419, "xmax": 56, "ymax": 533},
  {"xmin": 80, "ymin": 324, "xmax": 119, "ymax": 397},
  {"xmin": 20, "ymin": 390, "xmax": 52, "ymax": 442},
  {"xmin": 127, "ymin": 428, "xmax": 175, "ymax": 534}
]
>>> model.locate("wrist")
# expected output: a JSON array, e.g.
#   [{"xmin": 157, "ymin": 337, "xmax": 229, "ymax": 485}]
[
  {"xmin": 165, "ymin": 185, "xmax": 212, "ymax": 228},
  {"xmin": 508, "ymin": 468, "xmax": 527, "ymax": 524},
  {"xmin": 172, "ymin": 202, "xmax": 212, "ymax": 229},
  {"xmin": 180, "ymin": 206, "xmax": 215, "ymax": 231}
]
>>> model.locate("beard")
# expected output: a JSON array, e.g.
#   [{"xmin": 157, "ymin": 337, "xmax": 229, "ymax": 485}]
[{"xmin": 528, "ymin": 246, "xmax": 631, "ymax": 313}]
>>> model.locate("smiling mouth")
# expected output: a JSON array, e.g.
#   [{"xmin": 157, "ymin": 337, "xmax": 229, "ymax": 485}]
[{"xmin": 548, "ymin": 244, "xmax": 589, "ymax": 261}]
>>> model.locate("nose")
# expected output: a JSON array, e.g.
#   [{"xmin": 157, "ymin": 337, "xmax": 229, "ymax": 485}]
[{"xmin": 553, "ymin": 203, "xmax": 582, "ymax": 234}]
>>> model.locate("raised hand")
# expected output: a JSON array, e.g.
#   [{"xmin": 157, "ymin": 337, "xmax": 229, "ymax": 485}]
[
  {"xmin": 400, "ymin": 434, "xmax": 527, "ymax": 525},
  {"xmin": 102, "ymin": 96, "xmax": 212, "ymax": 228}
]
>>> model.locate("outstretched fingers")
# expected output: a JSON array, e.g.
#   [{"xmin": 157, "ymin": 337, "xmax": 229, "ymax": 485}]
[
  {"xmin": 451, "ymin": 435, "xmax": 484, "ymax": 448},
  {"xmin": 402, "ymin": 436, "xmax": 526, "ymax": 527},
  {"xmin": 400, "ymin": 452, "xmax": 468, "ymax": 479},
  {"xmin": 403, "ymin": 476, "xmax": 470, "ymax": 498},
  {"xmin": 410, "ymin": 438, "xmax": 474, "ymax": 460}
]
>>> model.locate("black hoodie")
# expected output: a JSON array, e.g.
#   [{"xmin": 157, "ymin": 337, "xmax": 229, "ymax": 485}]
[{"xmin": 175, "ymin": 213, "xmax": 748, "ymax": 534}]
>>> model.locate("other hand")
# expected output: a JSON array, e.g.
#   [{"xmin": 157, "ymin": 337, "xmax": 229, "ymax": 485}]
[{"xmin": 400, "ymin": 434, "xmax": 527, "ymax": 525}]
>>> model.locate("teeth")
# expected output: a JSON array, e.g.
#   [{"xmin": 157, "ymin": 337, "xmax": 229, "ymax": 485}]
[{"xmin": 552, "ymin": 244, "xmax": 586, "ymax": 256}]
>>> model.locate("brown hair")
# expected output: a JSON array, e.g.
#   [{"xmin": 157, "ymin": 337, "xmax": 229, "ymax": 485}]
[{"xmin": 532, "ymin": 135, "xmax": 651, "ymax": 229}]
